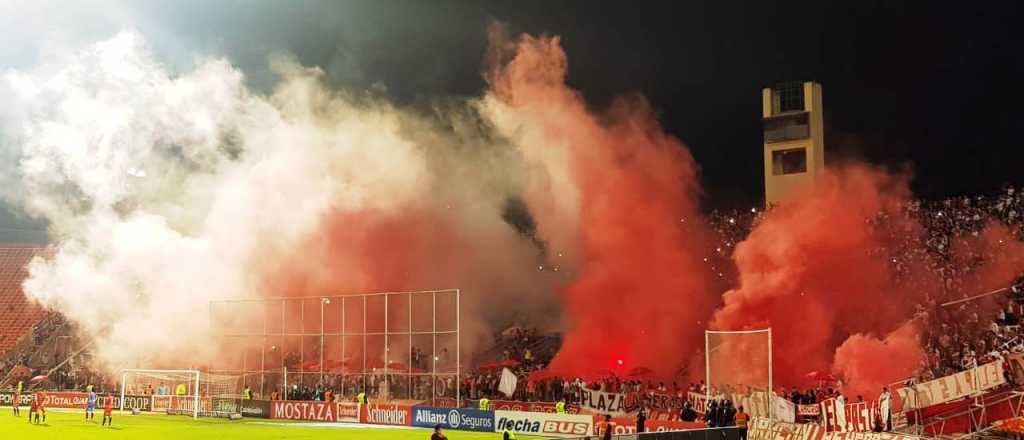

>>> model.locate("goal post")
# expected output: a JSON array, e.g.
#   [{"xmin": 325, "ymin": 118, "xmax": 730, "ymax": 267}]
[
  {"xmin": 705, "ymin": 328, "xmax": 773, "ymax": 421},
  {"xmin": 120, "ymin": 369, "xmax": 201, "ymax": 419}
]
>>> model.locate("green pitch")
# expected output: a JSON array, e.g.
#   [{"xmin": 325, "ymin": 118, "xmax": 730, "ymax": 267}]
[{"xmin": 0, "ymin": 410, "xmax": 547, "ymax": 439}]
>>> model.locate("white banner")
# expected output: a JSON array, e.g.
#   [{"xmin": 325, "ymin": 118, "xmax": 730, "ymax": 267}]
[
  {"xmin": 750, "ymin": 417, "xmax": 917, "ymax": 440},
  {"xmin": 896, "ymin": 361, "xmax": 1005, "ymax": 410},
  {"xmin": 772, "ymin": 394, "xmax": 796, "ymax": 423},
  {"xmin": 494, "ymin": 410, "xmax": 594, "ymax": 438},
  {"xmin": 579, "ymin": 389, "xmax": 628, "ymax": 415},
  {"xmin": 499, "ymin": 368, "xmax": 518, "ymax": 397}
]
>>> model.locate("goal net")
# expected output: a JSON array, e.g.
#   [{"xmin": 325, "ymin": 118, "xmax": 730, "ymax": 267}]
[
  {"xmin": 120, "ymin": 369, "xmax": 251, "ymax": 418},
  {"xmin": 120, "ymin": 369, "xmax": 201, "ymax": 419},
  {"xmin": 706, "ymin": 329, "xmax": 777, "ymax": 420}
]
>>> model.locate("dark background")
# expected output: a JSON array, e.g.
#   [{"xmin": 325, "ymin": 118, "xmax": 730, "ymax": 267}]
[{"xmin": 2, "ymin": 0, "xmax": 1022, "ymax": 241}]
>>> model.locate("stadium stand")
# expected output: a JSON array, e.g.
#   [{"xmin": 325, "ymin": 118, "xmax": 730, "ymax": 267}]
[{"xmin": 0, "ymin": 246, "xmax": 46, "ymax": 355}]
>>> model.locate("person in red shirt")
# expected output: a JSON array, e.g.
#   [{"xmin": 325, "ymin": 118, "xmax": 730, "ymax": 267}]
[
  {"xmin": 323, "ymin": 388, "xmax": 334, "ymax": 403},
  {"xmin": 29, "ymin": 392, "xmax": 46, "ymax": 424},
  {"xmin": 102, "ymin": 393, "xmax": 115, "ymax": 426},
  {"xmin": 12, "ymin": 380, "xmax": 22, "ymax": 416}
]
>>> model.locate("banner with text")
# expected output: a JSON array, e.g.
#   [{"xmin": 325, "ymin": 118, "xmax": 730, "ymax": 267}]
[
  {"xmin": 603, "ymin": 416, "xmax": 706, "ymax": 435},
  {"xmin": 494, "ymin": 410, "xmax": 594, "ymax": 438},
  {"xmin": 270, "ymin": 400, "xmax": 337, "ymax": 422},
  {"xmin": 1, "ymin": 392, "xmax": 153, "ymax": 412},
  {"xmin": 750, "ymin": 417, "xmax": 917, "ymax": 440},
  {"xmin": 360, "ymin": 403, "xmax": 412, "ymax": 426},
  {"xmin": 579, "ymin": 389, "xmax": 628, "ymax": 415},
  {"xmin": 412, "ymin": 407, "xmax": 495, "ymax": 432},
  {"xmin": 896, "ymin": 361, "xmax": 1006, "ymax": 411},
  {"xmin": 489, "ymin": 399, "xmax": 581, "ymax": 414},
  {"xmin": 0, "ymin": 392, "xmax": 31, "ymax": 407},
  {"xmin": 338, "ymin": 402, "xmax": 359, "ymax": 422},
  {"xmin": 240, "ymin": 399, "xmax": 271, "ymax": 418}
]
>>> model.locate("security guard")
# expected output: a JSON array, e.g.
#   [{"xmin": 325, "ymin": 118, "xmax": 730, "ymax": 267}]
[
  {"xmin": 243, "ymin": 386, "xmax": 252, "ymax": 400},
  {"xmin": 503, "ymin": 427, "xmax": 518, "ymax": 440},
  {"xmin": 356, "ymin": 391, "xmax": 367, "ymax": 404},
  {"xmin": 735, "ymin": 405, "xmax": 750, "ymax": 440},
  {"xmin": 556, "ymin": 399, "xmax": 566, "ymax": 414},
  {"xmin": 478, "ymin": 397, "xmax": 490, "ymax": 411}
]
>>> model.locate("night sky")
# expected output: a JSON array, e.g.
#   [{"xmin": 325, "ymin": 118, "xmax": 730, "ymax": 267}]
[{"xmin": 1, "ymin": 0, "xmax": 1022, "ymax": 241}]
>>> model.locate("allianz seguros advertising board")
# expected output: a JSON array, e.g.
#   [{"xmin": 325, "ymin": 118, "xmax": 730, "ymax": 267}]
[{"xmin": 411, "ymin": 407, "xmax": 494, "ymax": 432}]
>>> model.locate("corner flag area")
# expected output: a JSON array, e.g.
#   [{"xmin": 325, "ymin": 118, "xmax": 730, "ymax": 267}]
[{"xmin": 0, "ymin": 411, "xmax": 548, "ymax": 440}]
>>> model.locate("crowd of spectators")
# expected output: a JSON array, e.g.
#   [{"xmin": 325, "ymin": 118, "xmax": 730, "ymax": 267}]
[
  {"xmin": 4, "ymin": 188, "xmax": 1024, "ymax": 412},
  {"xmin": 459, "ymin": 187, "xmax": 1024, "ymax": 409},
  {"xmin": 706, "ymin": 187, "xmax": 1024, "ymax": 383}
]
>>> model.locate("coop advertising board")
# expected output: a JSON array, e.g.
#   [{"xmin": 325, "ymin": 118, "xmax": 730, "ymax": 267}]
[
  {"xmin": 412, "ymin": 407, "xmax": 495, "ymax": 432},
  {"xmin": 360, "ymin": 403, "xmax": 412, "ymax": 426},
  {"xmin": 494, "ymin": 410, "xmax": 594, "ymax": 438},
  {"xmin": 269, "ymin": 400, "xmax": 337, "ymax": 422}
]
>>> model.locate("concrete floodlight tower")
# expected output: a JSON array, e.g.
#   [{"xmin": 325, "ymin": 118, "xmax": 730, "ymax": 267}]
[{"xmin": 762, "ymin": 81, "xmax": 825, "ymax": 206}]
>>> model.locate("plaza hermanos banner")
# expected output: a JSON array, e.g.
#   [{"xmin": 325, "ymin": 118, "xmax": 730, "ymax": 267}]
[
  {"xmin": 896, "ymin": 361, "xmax": 1005, "ymax": 411},
  {"xmin": 579, "ymin": 389, "xmax": 628, "ymax": 415}
]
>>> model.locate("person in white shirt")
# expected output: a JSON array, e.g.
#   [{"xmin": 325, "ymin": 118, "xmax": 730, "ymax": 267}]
[
  {"xmin": 835, "ymin": 394, "xmax": 847, "ymax": 431},
  {"xmin": 879, "ymin": 387, "xmax": 892, "ymax": 431}
]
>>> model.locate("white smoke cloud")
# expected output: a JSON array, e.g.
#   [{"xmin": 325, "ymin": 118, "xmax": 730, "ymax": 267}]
[{"xmin": 1, "ymin": 30, "xmax": 562, "ymax": 371}]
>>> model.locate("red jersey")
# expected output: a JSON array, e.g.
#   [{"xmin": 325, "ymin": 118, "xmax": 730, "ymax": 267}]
[
  {"xmin": 104, "ymin": 395, "xmax": 114, "ymax": 410},
  {"xmin": 30, "ymin": 395, "xmax": 43, "ymax": 411},
  {"xmin": 324, "ymin": 391, "xmax": 333, "ymax": 402}
]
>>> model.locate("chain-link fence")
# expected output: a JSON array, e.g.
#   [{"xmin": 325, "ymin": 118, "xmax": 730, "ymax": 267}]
[{"xmin": 208, "ymin": 289, "xmax": 460, "ymax": 402}]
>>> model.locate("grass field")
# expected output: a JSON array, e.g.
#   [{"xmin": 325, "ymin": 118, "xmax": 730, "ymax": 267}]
[{"xmin": 0, "ymin": 410, "xmax": 549, "ymax": 439}]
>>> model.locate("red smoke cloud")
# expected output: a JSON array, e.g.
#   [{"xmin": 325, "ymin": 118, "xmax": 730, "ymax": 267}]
[
  {"xmin": 710, "ymin": 165, "xmax": 928, "ymax": 395},
  {"xmin": 254, "ymin": 29, "xmax": 1024, "ymax": 393},
  {"xmin": 712, "ymin": 165, "xmax": 1024, "ymax": 399},
  {"xmin": 832, "ymin": 322, "xmax": 923, "ymax": 400},
  {"xmin": 486, "ymin": 29, "xmax": 717, "ymax": 379}
]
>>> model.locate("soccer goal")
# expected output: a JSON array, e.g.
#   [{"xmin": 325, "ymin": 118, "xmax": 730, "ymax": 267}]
[
  {"xmin": 705, "ymin": 329, "xmax": 774, "ymax": 420},
  {"xmin": 120, "ymin": 369, "xmax": 201, "ymax": 419}
]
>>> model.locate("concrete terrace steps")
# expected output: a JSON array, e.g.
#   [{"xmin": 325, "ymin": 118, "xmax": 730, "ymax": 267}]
[{"xmin": 0, "ymin": 246, "xmax": 47, "ymax": 353}]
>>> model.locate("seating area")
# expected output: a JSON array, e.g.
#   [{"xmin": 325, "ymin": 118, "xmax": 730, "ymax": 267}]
[{"xmin": 0, "ymin": 246, "xmax": 46, "ymax": 354}]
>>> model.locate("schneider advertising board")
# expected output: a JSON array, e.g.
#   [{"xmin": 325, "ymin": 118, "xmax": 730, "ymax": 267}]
[
  {"xmin": 412, "ymin": 407, "xmax": 495, "ymax": 432},
  {"xmin": 495, "ymin": 410, "xmax": 594, "ymax": 437}
]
